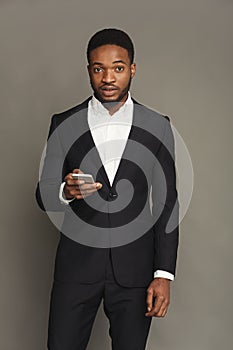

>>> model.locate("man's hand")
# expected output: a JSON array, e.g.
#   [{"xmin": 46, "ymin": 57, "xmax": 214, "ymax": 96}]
[
  {"xmin": 145, "ymin": 278, "xmax": 170, "ymax": 318},
  {"xmin": 63, "ymin": 168, "xmax": 102, "ymax": 200}
]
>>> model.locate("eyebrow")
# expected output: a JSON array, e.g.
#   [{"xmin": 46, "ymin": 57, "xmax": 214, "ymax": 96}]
[
  {"xmin": 92, "ymin": 60, "xmax": 127, "ymax": 66},
  {"xmin": 112, "ymin": 60, "xmax": 127, "ymax": 65}
]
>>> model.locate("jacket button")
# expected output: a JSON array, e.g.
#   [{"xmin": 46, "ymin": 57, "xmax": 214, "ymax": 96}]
[{"xmin": 109, "ymin": 191, "xmax": 118, "ymax": 200}]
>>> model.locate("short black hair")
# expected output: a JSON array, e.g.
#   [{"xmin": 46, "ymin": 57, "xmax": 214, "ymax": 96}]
[{"xmin": 87, "ymin": 28, "xmax": 134, "ymax": 64}]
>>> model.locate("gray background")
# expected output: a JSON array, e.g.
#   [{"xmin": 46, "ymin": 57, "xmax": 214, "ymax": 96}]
[{"xmin": 1, "ymin": 0, "xmax": 232, "ymax": 349}]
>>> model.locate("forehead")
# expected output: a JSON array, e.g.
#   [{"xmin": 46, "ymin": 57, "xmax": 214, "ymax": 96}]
[{"xmin": 89, "ymin": 44, "xmax": 130, "ymax": 64}]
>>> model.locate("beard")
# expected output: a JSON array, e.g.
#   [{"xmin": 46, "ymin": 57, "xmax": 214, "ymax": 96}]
[{"xmin": 90, "ymin": 77, "xmax": 132, "ymax": 107}]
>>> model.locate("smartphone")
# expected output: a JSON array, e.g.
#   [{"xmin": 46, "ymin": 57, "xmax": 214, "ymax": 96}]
[{"xmin": 71, "ymin": 173, "xmax": 95, "ymax": 184}]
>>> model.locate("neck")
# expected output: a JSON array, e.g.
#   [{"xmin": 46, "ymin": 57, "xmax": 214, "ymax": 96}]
[
  {"xmin": 103, "ymin": 101, "xmax": 127, "ymax": 116},
  {"xmin": 95, "ymin": 92, "xmax": 129, "ymax": 116}
]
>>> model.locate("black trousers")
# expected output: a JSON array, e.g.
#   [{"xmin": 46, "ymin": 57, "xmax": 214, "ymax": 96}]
[{"xmin": 48, "ymin": 250, "xmax": 152, "ymax": 350}]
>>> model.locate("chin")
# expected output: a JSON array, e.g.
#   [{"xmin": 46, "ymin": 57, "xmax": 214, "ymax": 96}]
[
  {"xmin": 103, "ymin": 97, "xmax": 119, "ymax": 102},
  {"xmin": 94, "ymin": 89, "xmax": 129, "ymax": 104},
  {"xmin": 98, "ymin": 95, "xmax": 120, "ymax": 104}
]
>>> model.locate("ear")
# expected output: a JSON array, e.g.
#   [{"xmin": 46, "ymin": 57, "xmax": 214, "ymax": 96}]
[{"xmin": 130, "ymin": 63, "xmax": 136, "ymax": 78}]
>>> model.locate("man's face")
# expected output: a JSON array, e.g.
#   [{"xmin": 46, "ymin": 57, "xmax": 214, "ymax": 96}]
[{"xmin": 88, "ymin": 44, "xmax": 136, "ymax": 104}]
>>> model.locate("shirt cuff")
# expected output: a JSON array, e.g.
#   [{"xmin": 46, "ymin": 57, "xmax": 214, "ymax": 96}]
[
  {"xmin": 154, "ymin": 270, "xmax": 174, "ymax": 281},
  {"xmin": 59, "ymin": 182, "xmax": 75, "ymax": 205}
]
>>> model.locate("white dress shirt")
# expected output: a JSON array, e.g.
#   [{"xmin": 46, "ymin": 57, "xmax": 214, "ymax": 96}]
[{"xmin": 59, "ymin": 92, "xmax": 174, "ymax": 281}]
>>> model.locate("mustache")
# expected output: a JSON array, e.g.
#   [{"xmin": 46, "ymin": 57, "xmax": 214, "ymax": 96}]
[{"xmin": 100, "ymin": 84, "xmax": 119, "ymax": 89}]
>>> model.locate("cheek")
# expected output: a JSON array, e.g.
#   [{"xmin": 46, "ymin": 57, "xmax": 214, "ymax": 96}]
[
  {"xmin": 90, "ymin": 75, "xmax": 100, "ymax": 86},
  {"xmin": 118, "ymin": 73, "xmax": 127, "ymax": 79},
  {"xmin": 119, "ymin": 74, "xmax": 131, "ymax": 86}
]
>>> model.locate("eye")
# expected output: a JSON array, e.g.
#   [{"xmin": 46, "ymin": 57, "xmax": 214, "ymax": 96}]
[
  {"xmin": 94, "ymin": 67, "xmax": 103, "ymax": 73},
  {"xmin": 115, "ymin": 66, "xmax": 124, "ymax": 72}
]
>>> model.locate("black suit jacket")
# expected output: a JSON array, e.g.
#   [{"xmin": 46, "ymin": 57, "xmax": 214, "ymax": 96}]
[{"xmin": 36, "ymin": 97, "xmax": 179, "ymax": 287}]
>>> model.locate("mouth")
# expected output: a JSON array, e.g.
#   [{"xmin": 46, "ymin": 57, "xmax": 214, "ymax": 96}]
[{"xmin": 100, "ymin": 86, "xmax": 118, "ymax": 97}]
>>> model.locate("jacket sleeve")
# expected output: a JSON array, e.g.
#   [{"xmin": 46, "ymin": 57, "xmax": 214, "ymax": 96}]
[
  {"xmin": 35, "ymin": 115, "xmax": 68, "ymax": 212},
  {"xmin": 151, "ymin": 116, "xmax": 179, "ymax": 276}
]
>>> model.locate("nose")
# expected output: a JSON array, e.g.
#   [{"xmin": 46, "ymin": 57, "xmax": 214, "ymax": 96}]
[{"xmin": 102, "ymin": 69, "xmax": 115, "ymax": 83}]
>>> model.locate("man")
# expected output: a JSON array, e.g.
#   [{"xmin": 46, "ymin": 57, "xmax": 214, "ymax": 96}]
[{"xmin": 36, "ymin": 28, "xmax": 179, "ymax": 350}]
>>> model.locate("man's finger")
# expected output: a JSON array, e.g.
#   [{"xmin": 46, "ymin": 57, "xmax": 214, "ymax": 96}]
[
  {"xmin": 145, "ymin": 296, "xmax": 164, "ymax": 317},
  {"xmin": 75, "ymin": 192, "xmax": 96, "ymax": 199},
  {"xmin": 78, "ymin": 183, "xmax": 102, "ymax": 193},
  {"xmin": 75, "ymin": 183, "xmax": 102, "ymax": 196},
  {"xmin": 66, "ymin": 179, "xmax": 85, "ymax": 186},
  {"xmin": 79, "ymin": 183, "xmax": 102, "ymax": 190},
  {"xmin": 72, "ymin": 168, "xmax": 84, "ymax": 174},
  {"xmin": 74, "ymin": 194, "xmax": 84, "ymax": 200},
  {"xmin": 154, "ymin": 295, "xmax": 165, "ymax": 314},
  {"xmin": 154, "ymin": 304, "xmax": 168, "ymax": 318},
  {"xmin": 146, "ymin": 289, "xmax": 153, "ymax": 312},
  {"xmin": 78, "ymin": 189, "xmax": 98, "ymax": 196}
]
